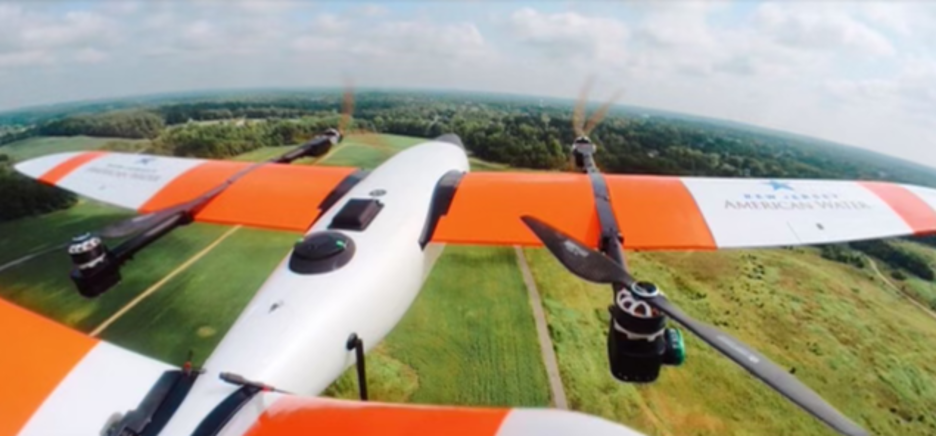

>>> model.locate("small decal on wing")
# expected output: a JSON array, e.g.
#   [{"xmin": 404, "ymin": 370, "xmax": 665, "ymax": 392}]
[{"xmin": 721, "ymin": 181, "xmax": 874, "ymax": 212}]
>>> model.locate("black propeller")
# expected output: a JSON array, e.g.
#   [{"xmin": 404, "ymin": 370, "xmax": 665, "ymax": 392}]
[
  {"xmin": 520, "ymin": 215, "xmax": 869, "ymax": 436},
  {"xmin": 100, "ymin": 201, "xmax": 199, "ymax": 239}
]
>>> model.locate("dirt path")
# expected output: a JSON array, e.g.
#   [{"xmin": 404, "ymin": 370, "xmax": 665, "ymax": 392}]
[
  {"xmin": 865, "ymin": 256, "xmax": 936, "ymax": 321},
  {"xmin": 514, "ymin": 246, "xmax": 569, "ymax": 409},
  {"xmin": 90, "ymin": 226, "xmax": 241, "ymax": 337}
]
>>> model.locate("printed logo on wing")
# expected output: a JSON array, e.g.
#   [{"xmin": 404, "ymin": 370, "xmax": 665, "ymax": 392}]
[
  {"xmin": 88, "ymin": 156, "xmax": 163, "ymax": 182},
  {"xmin": 724, "ymin": 180, "xmax": 872, "ymax": 211}
]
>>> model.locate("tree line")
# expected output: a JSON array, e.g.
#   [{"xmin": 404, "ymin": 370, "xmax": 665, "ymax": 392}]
[
  {"xmin": 39, "ymin": 110, "xmax": 165, "ymax": 139},
  {"xmin": 820, "ymin": 240, "xmax": 934, "ymax": 281},
  {"xmin": 13, "ymin": 91, "xmax": 936, "ymax": 187}
]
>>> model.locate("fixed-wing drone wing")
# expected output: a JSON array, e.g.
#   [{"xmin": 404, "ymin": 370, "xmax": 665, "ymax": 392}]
[{"xmin": 7, "ymin": 86, "xmax": 936, "ymax": 436}]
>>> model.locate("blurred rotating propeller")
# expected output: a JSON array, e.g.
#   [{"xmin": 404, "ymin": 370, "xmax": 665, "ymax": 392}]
[
  {"xmin": 297, "ymin": 77, "xmax": 396, "ymax": 163},
  {"xmin": 567, "ymin": 77, "xmax": 623, "ymax": 172},
  {"xmin": 572, "ymin": 76, "xmax": 624, "ymax": 138}
]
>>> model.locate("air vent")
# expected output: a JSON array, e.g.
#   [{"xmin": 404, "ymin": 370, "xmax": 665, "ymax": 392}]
[{"xmin": 329, "ymin": 198, "xmax": 383, "ymax": 231}]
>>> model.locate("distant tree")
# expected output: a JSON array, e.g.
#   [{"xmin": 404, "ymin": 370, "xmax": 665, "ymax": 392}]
[
  {"xmin": 39, "ymin": 110, "xmax": 165, "ymax": 139},
  {"xmin": 0, "ymin": 155, "xmax": 76, "ymax": 221}
]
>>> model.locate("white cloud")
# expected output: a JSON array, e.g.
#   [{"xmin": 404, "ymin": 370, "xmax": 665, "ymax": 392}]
[
  {"xmin": 506, "ymin": 8, "xmax": 629, "ymax": 67},
  {"xmin": 1, "ymin": 1, "xmax": 935, "ymax": 168},
  {"xmin": 827, "ymin": 57, "xmax": 936, "ymax": 115},
  {"xmin": 311, "ymin": 13, "xmax": 348, "ymax": 34},
  {"xmin": 0, "ymin": 50, "xmax": 53, "ymax": 68},
  {"xmin": 354, "ymin": 4, "xmax": 389, "ymax": 17},
  {"xmin": 20, "ymin": 10, "xmax": 115, "ymax": 50},
  {"xmin": 755, "ymin": 2, "xmax": 895, "ymax": 57},
  {"xmin": 293, "ymin": 15, "xmax": 489, "ymax": 62},
  {"xmin": 72, "ymin": 48, "xmax": 108, "ymax": 64}
]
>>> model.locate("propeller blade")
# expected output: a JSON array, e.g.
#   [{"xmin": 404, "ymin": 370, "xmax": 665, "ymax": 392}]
[
  {"xmin": 338, "ymin": 77, "xmax": 355, "ymax": 136},
  {"xmin": 572, "ymin": 77, "xmax": 594, "ymax": 137},
  {"xmin": 99, "ymin": 203, "xmax": 192, "ymax": 239},
  {"xmin": 519, "ymin": 215, "xmax": 869, "ymax": 436},
  {"xmin": 520, "ymin": 216, "xmax": 630, "ymax": 284},
  {"xmin": 98, "ymin": 181, "xmax": 233, "ymax": 239},
  {"xmin": 583, "ymin": 89, "xmax": 624, "ymax": 136}
]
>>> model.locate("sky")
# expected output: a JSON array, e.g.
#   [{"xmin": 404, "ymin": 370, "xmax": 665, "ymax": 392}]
[{"xmin": 1, "ymin": 1, "xmax": 935, "ymax": 166}]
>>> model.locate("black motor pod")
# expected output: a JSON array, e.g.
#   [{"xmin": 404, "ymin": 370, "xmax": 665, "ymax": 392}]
[
  {"xmin": 607, "ymin": 283, "xmax": 668, "ymax": 383},
  {"xmin": 67, "ymin": 233, "xmax": 121, "ymax": 298}
]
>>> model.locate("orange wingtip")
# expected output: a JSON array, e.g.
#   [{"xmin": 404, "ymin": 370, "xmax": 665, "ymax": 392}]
[
  {"xmin": 0, "ymin": 299, "xmax": 97, "ymax": 436},
  {"xmin": 244, "ymin": 397, "xmax": 509, "ymax": 436},
  {"xmin": 38, "ymin": 151, "xmax": 106, "ymax": 184},
  {"xmin": 142, "ymin": 161, "xmax": 357, "ymax": 232},
  {"xmin": 860, "ymin": 181, "xmax": 936, "ymax": 235}
]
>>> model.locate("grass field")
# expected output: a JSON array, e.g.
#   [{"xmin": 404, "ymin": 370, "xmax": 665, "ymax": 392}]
[
  {"xmin": 0, "ymin": 136, "xmax": 146, "ymax": 161},
  {"xmin": 524, "ymin": 246, "xmax": 936, "ymax": 436},
  {"xmin": 325, "ymin": 246, "xmax": 551, "ymax": 406},
  {"xmin": 886, "ymin": 241, "xmax": 936, "ymax": 310},
  {"xmin": 98, "ymin": 227, "xmax": 297, "ymax": 366},
  {"xmin": 0, "ymin": 223, "xmax": 229, "ymax": 332}
]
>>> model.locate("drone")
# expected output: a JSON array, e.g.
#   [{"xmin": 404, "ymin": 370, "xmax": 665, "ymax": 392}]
[{"xmin": 10, "ymin": 80, "xmax": 935, "ymax": 436}]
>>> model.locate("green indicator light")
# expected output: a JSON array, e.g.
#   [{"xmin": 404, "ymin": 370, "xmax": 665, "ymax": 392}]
[{"xmin": 336, "ymin": 240, "xmax": 346, "ymax": 248}]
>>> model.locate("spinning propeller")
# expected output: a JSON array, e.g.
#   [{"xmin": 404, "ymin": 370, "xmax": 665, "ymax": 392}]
[
  {"xmin": 291, "ymin": 78, "xmax": 395, "ymax": 163},
  {"xmin": 520, "ymin": 216, "xmax": 868, "ymax": 436},
  {"xmin": 572, "ymin": 76, "xmax": 624, "ymax": 139},
  {"xmin": 568, "ymin": 77, "xmax": 623, "ymax": 172}
]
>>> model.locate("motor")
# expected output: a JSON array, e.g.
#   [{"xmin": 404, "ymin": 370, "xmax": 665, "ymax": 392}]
[
  {"xmin": 607, "ymin": 281, "xmax": 685, "ymax": 382},
  {"xmin": 571, "ymin": 136, "xmax": 597, "ymax": 172},
  {"xmin": 67, "ymin": 233, "xmax": 121, "ymax": 298}
]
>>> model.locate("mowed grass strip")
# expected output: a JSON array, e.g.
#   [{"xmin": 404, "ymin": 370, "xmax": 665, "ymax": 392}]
[
  {"xmin": 98, "ymin": 228, "xmax": 297, "ymax": 366},
  {"xmin": 525, "ymin": 246, "xmax": 936, "ymax": 436},
  {"xmin": 0, "ymin": 223, "xmax": 228, "ymax": 332},
  {"xmin": 326, "ymin": 246, "xmax": 551, "ymax": 407}
]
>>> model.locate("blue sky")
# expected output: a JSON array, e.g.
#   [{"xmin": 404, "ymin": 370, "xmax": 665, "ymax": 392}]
[{"xmin": 1, "ymin": 1, "xmax": 935, "ymax": 166}]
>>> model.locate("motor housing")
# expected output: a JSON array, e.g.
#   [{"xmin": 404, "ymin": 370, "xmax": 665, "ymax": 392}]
[
  {"xmin": 607, "ymin": 281, "xmax": 685, "ymax": 382},
  {"xmin": 67, "ymin": 233, "xmax": 121, "ymax": 298}
]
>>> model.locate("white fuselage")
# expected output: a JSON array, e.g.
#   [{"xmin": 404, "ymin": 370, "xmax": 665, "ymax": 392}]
[{"xmin": 159, "ymin": 140, "xmax": 469, "ymax": 433}]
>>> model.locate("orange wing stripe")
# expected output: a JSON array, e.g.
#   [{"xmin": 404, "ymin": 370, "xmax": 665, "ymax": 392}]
[
  {"xmin": 432, "ymin": 172, "xmax": 600, "ymax": 247},
  {"xmin": 38, "ymin": 151, "xmax": 106, "ymax": 184},
  {"xmin": 861, "ymin": 181, "xmax": 936, "ymax": 234},
  {"xmin": 0, "ymin": 299, "xmax": 97, "ymax": 436},
  {"xmin": 142, "ymin": 162, "xmax": 357, "ymax": 232},
  {"xmin": 245, "ymin": 397, "xmax": 510, "ymax": 436},
  {"xmin": 606, "ymin": 176, "xmax": 716, "ymax": 250}
]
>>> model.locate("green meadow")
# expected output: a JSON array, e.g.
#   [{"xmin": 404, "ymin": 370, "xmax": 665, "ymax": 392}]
[{"xmin": 524, "ymin": 247, "xmax": 936, "ymax": 436}]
